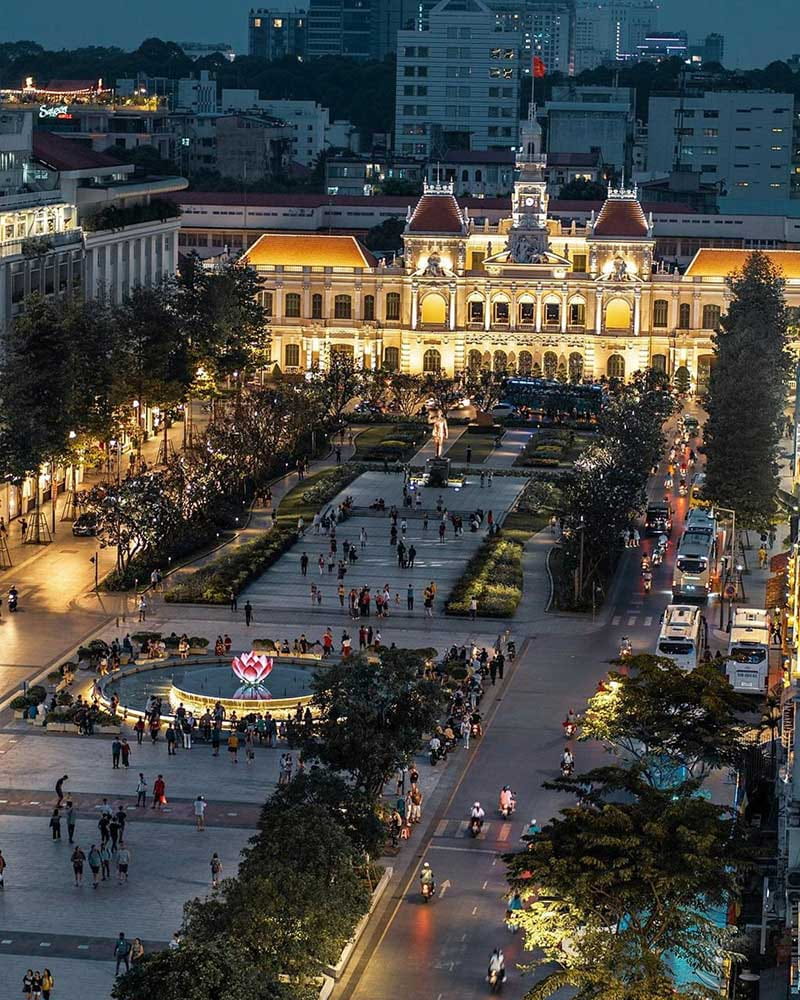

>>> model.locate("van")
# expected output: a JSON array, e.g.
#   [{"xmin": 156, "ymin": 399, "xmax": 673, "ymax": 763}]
[{"xmin": 645, "ymin": 502, "xmax": 672, "ymax": 535}]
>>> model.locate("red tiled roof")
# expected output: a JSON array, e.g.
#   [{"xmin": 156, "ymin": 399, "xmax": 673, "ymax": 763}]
[
  {"xmin": 407, "ymin": 193, "xmax": 466, "ymax": 234},
  {"xmin": 593, "ymin": 197, "xmax": 650, "ymax": 238},
  {"xmin": 32, "ymin": 131, "xmax": 131, "ymax": 172}
]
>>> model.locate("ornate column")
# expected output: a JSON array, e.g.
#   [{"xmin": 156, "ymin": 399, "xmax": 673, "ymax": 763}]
[
  {"xmin": 595, "ymin": 287, "xmax": 604, "ymax": 334},
  {"xmin": 633, "ymin": 286, "xmax": 641, "ymax": 336},
  {"xmin": 691, "ymin": 288, "xmax": 701, "ymax": 330},
  {"xmin": 560, "ymin": 283, "xmax": 568, "ymax": 333},
  {"xmin": 535, "ymin": 283, "xmax": 543, "ymax": 333},
  {"xmin": 510, "ymin": 282, "xmax": 517, "ymax": 331},
  {"xmin": 449, "ymin": 284, "xmax": 456, "ymax": 330},
  {"xmin": 484, "ymin": 284, "xmax": 491, "ymax": 332},
  {"xmin": 411, "ymin": 283, "xmax": 419, "ymax": 330}
]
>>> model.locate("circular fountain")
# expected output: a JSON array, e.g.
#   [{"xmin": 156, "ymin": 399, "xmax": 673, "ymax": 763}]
[{"xmin": 102, "ymin": 651, "xmax": 317, "ymax": 719}]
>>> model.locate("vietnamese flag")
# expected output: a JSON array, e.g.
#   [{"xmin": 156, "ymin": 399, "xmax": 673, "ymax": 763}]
[{"xmin": 533, "ymin": 56, "xmax": 546, "ymax": 78}]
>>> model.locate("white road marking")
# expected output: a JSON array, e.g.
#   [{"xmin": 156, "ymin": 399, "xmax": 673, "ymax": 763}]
[
  {"xmin": 627, "ymin": 616, "xmax": 637, "ymax": 626},
  {"xmin": 458, "ymin": 820, "xmax": 469, "ymax": 836},
  {"xmin": 644, "ymin": 616, "xmax": 653, "ymax": 626},
  {"xmin": 429, "ymin": 844, "xmax": 497, "ymax": 855},
  {"xmin": 498, "ymin": 823, "xmax": 512, "ymax": 842},
  {"xmin": 435, "ymin": 820, "xmax": 448, "ymax": 837},
  {"xmin": 611, "ymin": 615, "xmax": 621, "ymax": 626},
  {"xmin": 482, "ymin": 880, "xmax": 488, "ymax": 890}
]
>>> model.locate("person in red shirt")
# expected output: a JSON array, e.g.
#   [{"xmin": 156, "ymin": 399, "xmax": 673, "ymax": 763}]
[{"xmin": 152, "ymin": 774, "xmax": 166, "ymax": 812}]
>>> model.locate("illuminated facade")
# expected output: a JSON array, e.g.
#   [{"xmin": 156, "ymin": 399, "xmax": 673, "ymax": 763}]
[{"xmin": 244, "ymin": 110, "xmax": 800, "ymax": 386}]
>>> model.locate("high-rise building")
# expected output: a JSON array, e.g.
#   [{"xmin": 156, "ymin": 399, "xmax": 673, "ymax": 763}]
[
  {"xmin": 545, "ymin": 84, "xmax": 634, "ymax": 172},
  {"xmin": 394, "ymin": 0, "xmax": 522, "ymax": 158},
  {"xmin": 635, "ymin": 29, "xmax": 687, "ymax": 61},
  {"xmin": 306, "ymin": 0, "xmax": 373, "ymax": 58},
  {"xmin": 647, "ymin": 90, "xmax": 794, "ymax": 200},
  {"xmin": 248, "ymin": 8, "xmax": 308, "ymax": 60},
  {"xmin": 688, "ymin": 32, "xmax": 724, "ymax": 66},
  {"xmin": 491, "ymin": 0, "xmax": 574, "ymax": 75},
  {"xmin": 175, "ymin": 71, "xmax": 217, "ymax": 114},
  {"xmin": 574, "ymin": 0, "xmax": 659, "ymax": 72}
]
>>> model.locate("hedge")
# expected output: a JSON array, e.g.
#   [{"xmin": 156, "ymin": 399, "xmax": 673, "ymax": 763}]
[
  {"xmin": 444, "ymin": 534, "xmax": 524, "ymax": 618},
  {"xmin": 164, "ymin": 527, "xmax": 298, "ymax": 604}
]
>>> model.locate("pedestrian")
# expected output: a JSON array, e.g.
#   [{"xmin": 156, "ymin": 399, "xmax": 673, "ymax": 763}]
[
  {"xmin": 135, "ymin": 773, "xmax": 147, "ymax": 808},
  {"xmin": 65, "ymin": 799, "xmax": 76, "ymax": 843},
  {"xmin": 194, "ymin": 794, "xmax": 207, "ymax": 831},
  {"xmin": 758, "ymin": 544, "xmax": 768, "ymax": 569},
  {"xmin": 137, "ymin": 595, "xmax": 147, "ymax": 622},
  {"xmin": 152, "ymin": 774, "xmax": 166, "ymax": 811},
  {"xmin": 228, "ymin": 730, "xmax": 239, "ymax": 762},
  {"xmin": 87, "ymin": 845, "xmax": 101, "ymax": 887},
  {"xmin": 424, "ymin": 587, "xmax": 433, "ymax": 618},
  {"xmin": 407, "ymin": 584, "xmax": 414, "ymax": 611},
  {"xmin": 497, "ymin": 651, "xmax": 505, "ymax": 680},
  {"xmin": 300, "ymin": 551, "xmax": 309, "ymax": 576},
  {"xmin": 409, "ymin": 784, "xmax": 423, "ymax": 823},
  {"xmin": 335, "ymin": 444, "xmax": 342, "ymax": 464},
  {"xmin": 130, "ymin": 938, "xmax": 144, "ymax": 964},
  {"xmin": 49, "ymin": 808, "xmax": 61, "ymax": 841},
  {"xmin": 244, "ymin": 601, "xmax": 253, "ymax": 626},
  {"xmin": 470, "ymin": 595, "xmax": 478, "ymax": 621},
  {"xmin": 0, "ymin": 848, "xmax": 6, "ymax": 890},
  {"xmin": 55, "ymin": 775, "xmax": 68, "ymax": 807},
  {"xmin": 229, "ymin": 589, "xmax": 238, "ymax": 611},
  {"xmin": 23, "ymin": 971, "xmax": 33, "ymax": 998},
  {"xmin": 133, "ymin": 717, "xmax": 145, "ymax": 744},
  {"xmin": 211, "ymin": 725, "xmax": 221, "ymax": 756},
  {"xmin": 41, "ymin": 970, "xmax": 54, "ymax": 1000},
  {"xmin": 111, "ymin": 737, "xmax": 121, "ymax": 768},
  {"xmin": 71, "ymin": 845, "xmax": 85, "ymax": 886},
  {"xmin": 210, "ymin": 852, "xmax": 223, "ymax": 888},
  {"xmin": 117, "ymin": 845, "xmax": 130, "ymax": 883},
  {"xmin": 120, "ymin": 738, "xmax": 131, "ymax": 768},
  {"xmin": 100, "ymin": 842, "xmax": 111, "ymax": 881},
  {"xmin": 166, "ymin": 722, "xmax": 177, "ymax": 755},
  {"xmin": 20, "ymin": 518, "xmax": 27, "ymax": 540},
  {"xmin": 114, "ymin": 933, "xmax": 132, "ymax": 975},
  {"xmin": 490, "ymin": 658, "xmax": 498, "ymax": 685},
  {"xmin": 461, "ymin": 716, "xmax": 471, "ymax": 748},
  {"xmin": 109, "ymin": 813, "xmax": 120, "ymax": 850},
  {"xmin": 360, "ymin": 527, "xmax": 367, "ymax": 549},
  {"xmin": 438, "ymin": 521, "xmax": 446, "ymax": 543}
]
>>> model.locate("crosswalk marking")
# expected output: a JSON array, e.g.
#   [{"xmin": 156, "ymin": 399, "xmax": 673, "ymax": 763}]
[
  {"xmin": 644, "ymin": 616, "xmax": 653, "ymax": 626},
  {"xmin": 458, "ymin": 820, "xmax": 469, "ymax": 835},
  {"xmin": 627, "ymin": 616, "xmax": 637, "ymax": 626},
  {"xmin": 611, "ymin": 615, "xmax": 621, "ymax": 626},
  {"xmin": 432, "ymin": 819, "xmax": 517, "ymax": 841},
  {"xmin": 435, "ymin": 819, "xmax": 448, "ymax": 837},
  {"xmin": 498, "ymin": 823, "xmax": 512, "ymax": 842}
]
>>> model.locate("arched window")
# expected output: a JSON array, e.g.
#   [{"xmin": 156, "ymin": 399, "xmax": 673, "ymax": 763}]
[
  {"xmin": 257, "ymin": 290, "xmax": 273, "ymax": 316},
  {"xmin": 607, "ymin": 354, "xmax": 625, "ymax": 379},
  {"xmin": 568, "ymin": 352, "xmax": 584, "ymax": 383},
  {"xmin": 311, "ymin": 293, "xmax": 323, "ymax": 319},
  {"xmin": 334, "ymin": 294, "xmax": 352, "ymax": 319},
  {"xmin": 285, "ymin": 343, "xmax": 301, "ymax": 368},
  {"xmin": 475, "ymin": 170, "xmax": 483, "ymax": 182},
  {"xmin": 468, "ymin": 349, "xmax": 483, "ymax": 372},
  {"xmin": 423, "ymin": 348, "xmax": 441, "ymax": 373},
  {"xmin": 386, "ymin": 292, "xmax": 401, "ymax": 321},
  {"xmin": 462, "ymin": 169, "xmax": 469, "ymax": 182},
  {"xmin": 543, "ymin": 301, "xmax": 560, "ymax": 327},
  {"xmin": 652, "ymin": 299, "xmax": 668, "ymax": 328},
  {"xmin": 702, "ymin": 304, "xmax": 721, "ymax": 330},
  {"xmin": 469, "ymin": 299, "xmax": 484, "ymax": 324},
  {"xmin": 493, "ymin": 299, "xmax": 510, "ymax": 324},
  {"xmin": 363, "ymin": 294, "xmax": 375, "ymax": 321},
  {"xmin": 383, "ymin": 346, "xmax": 400, "ymax": 371},
  {"xmin": 568, "ymin": 300, "xmax": 585, "ymax": 327},
  {"xmin": 518, "ymin": 299, "xmax": 535, "ymax": 325},
  {"xmin": 651, "ymin": 353, "xmax": 667, "ymax": 373},
  {"xmin": 543, "ymin": 351, "xmax": 558, "ymax": 378},
  {"xmin": 679, "ymin": 302, "xmax": 690, "ymax": 329},
  {"xmin": 421, "ymin": 292, "xmax": 447, "ymax": 325},
  {"xmin": 494, "ymin": 350, "xmax": 507, "ymax": 372},
  {"xmin": 284, "ymin": 292, "xmax": 301, "ymax": 318},
  {"xmin": 518, "ymin": 350, "xmax": 532, "ymax": 375}
]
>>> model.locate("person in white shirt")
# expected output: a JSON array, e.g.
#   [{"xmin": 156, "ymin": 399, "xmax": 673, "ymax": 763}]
[{"xmin": 194, "ymin": 795, "xmax": 207, "ymax": 831}]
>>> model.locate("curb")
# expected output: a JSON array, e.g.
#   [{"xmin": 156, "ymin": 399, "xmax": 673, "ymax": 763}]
[{"xmin": 324, "ymin": 866, "xmax": 394, "ymax": 981}]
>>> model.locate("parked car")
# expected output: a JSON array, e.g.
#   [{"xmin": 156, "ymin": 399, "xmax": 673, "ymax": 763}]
[
  {"xmin": 490, "ymin": 403, "xmax": 517, "ymax": 421},
  {"xmin": 72, "ymin": 513, "xmax": 98, "ymax": 537}
]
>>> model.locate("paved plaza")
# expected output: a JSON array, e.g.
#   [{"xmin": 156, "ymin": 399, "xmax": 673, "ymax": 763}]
[{"xmin": 0, "ymin": 463, "xmax": 533, "ymax": 998}]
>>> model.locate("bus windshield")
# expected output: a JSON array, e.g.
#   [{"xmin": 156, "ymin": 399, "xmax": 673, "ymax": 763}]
[
  {"xmin": 728, "ymin": 647, "xmax": 767, "ymax": 664},
  {"xmin": 677, "ymin": 558, "xmax": 706, "ymax": 574},
  {"xmin": 659, "ymin": 641, "xmax": 695, "ymax": 656}
]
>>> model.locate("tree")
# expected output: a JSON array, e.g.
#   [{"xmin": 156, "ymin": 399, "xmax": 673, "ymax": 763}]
[
  {"xmin": 363, "ymin": 217, "xmax": 405, "ymax": 253},
  {"xmin": 310, "ymin": 351, "xmax": 364, "ymax": 424},
  {"xmin": 703, "ymin": 251, "xmax": 791, "ymax": 530},
  {"xmin": 185, "ymin": 804, "xmax": 369, "ymax": 983},
  {"xmin": 580, "ymin": 656, "xmax": 751, "ymax": 785},
  {"xmin": 422, "ymin": 372, "xmax": 464, "ymax": 414},
  {"xmin": 558, "ymin": 177, "xmax": 608, "ymax": 201},
  {"xmin": 385, "ymin": 372, "xmax": 426, "ymax": 418},
  {"xmin": 178, "ymin": 256, "xmax": 271, "ymax": 384},
  {"xmin": 505, "ymin": 767, "xmax": 748, "ymax": 1000},
  {"xmin": 462, "ymin": 366, "xmax": 507, "ymax": 416},
  {"xmin": 300, "ymin": 649, "xmax": 445, "ymax": 797}
]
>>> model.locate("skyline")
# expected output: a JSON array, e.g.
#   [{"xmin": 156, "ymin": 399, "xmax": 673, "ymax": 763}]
[{"xmin": 1, "ymin": 0, "xmax": 797, "ymax": 70}]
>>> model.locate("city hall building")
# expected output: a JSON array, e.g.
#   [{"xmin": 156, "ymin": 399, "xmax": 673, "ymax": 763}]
[{"xmin": 243, "ymin": 112, "xmax": 800, "ymax": 390}]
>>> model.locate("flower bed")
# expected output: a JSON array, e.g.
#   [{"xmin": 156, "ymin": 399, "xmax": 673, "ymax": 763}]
[
  {"xmin": 444, "ymin": 534, "xmax": 524, "ymax": 618},
  {"xmin": 275, "ymin": 465, "xmax": 363, "ymax": 526},
  {"xmin": 164, "ymin": 527, "xmax": 298, "ymax": 604}
]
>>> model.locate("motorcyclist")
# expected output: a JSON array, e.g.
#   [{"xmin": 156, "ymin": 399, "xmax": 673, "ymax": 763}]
[
  {"xmin": 7, "ymin": 585, "xmax": 18, "ymax": 612},
  {"xmin": 470, "ymin": 801, "xmax": 485, "ymax": 830},
  {"xmin": 642, "ymin": 568, "xmax": 652, "ymax": 592},
  {"xmin": 619, "ymin": 636, "xmax": 632, "ymax": 657},
  {"xmin": 429, "ymin": 733, "xmax": 442, "ymax": 760},
  {"xmin": 641, "ymin": 554, "xmax": 650, "ymax": 572},
  {"xmin": 561, "ymin": 748, "xmax": 575, "ymax": 774},
  {"xmin": 469, "ymin": 709, "xmax": 483, "ymax": 736},
  {"xmin": 488, "ymin": 947, "xmax": 506, "ymax": 984},
  {"xmin": 420, "ymin": 861, "xmax": 435, "ymax": 892},
  {"xmin": 499, "ymin": 786, "xmax": 515, "ymax": 816}
]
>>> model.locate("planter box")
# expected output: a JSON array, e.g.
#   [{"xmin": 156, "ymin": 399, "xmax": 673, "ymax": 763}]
[
  {"xmin": 46, "ymin": 723, "xmax": 79, "ymax": 733},
  {"xmin": 188, "ymin": 647, "xmax": 208, "ymax": 655},
  {"xmin": 98, "ymin": 725, "xmax": 122, "ymax": 735},
  {"xmin": 13, "ymin": 710, "xmax": 25, "ymax": 720}
]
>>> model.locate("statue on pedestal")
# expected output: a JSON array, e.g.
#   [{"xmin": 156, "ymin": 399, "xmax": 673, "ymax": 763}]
[{"xmin": 428, "ymin": 407, "xmax": 449, "ymax": 458}]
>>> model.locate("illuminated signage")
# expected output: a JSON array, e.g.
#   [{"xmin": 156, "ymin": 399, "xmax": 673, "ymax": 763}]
[{"xmin": 39, "ymin": 104, "xmax": 73, "ymax": 120}]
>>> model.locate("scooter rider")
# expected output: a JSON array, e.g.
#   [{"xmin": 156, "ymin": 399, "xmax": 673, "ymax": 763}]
[
  {"xmin": 420, "ymin": 861, "xmax": 435, "ymax": 892},
  {"xmin": 8, "ymin": 585, "xmax": 18, "ymax": 612},
  {"xmin": 429, "ymin": 733, "xmax": 442, "ymax": 761},
  {"xmin": 488, "ymin": 947, "xmax": 506, "ymax": 985},
  {"xmin": 470, "ymin": 801, "xmax": 485, "ymax": 832},
  {"xmin": 561, "ymin": 747, "xmax": 575, "ymax": 775},
  {"xmin": 499, "ymin": 786, "xmax": 515, "ymax": 817}
]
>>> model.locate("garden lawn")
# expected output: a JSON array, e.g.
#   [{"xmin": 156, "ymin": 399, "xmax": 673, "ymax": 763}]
[
  {"xmin": 352, "ymin": 423, "xmax": 428, "ymax": 463},
  {"xmin": 274, "ymin": 465, "xmax": 362, "ymax": 526},
  {"xmin": 446, "ymin": 430, "xmax": 498, "ymax": 465},
  {"xmin": 444, "ymin": 534, "xmax": 524, "ymax": 618}
]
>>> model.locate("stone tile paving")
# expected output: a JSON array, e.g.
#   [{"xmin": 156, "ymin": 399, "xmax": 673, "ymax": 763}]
[{"xmin": 2, "ymin": 956, "xmax": 119, "ymax": 999}]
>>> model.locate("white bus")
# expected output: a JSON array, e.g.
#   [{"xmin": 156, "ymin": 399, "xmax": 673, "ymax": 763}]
[
  {"xmin": 672, "ymin": 526, "xmax": 717, "ymax": 600},
  {"xmin": 656, "ymin": 604, "xmax": 704, "ymax": 671},
  {"xmin": 726, "ymin": 608, "xmax": 771, "ymax": 694}
]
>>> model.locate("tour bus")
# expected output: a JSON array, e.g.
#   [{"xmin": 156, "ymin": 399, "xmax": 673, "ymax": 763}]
[
  {"xmin": 726, "ymin": 608, "xmax": 771, "ymax": 694},
  {"xmin": 672, "ymin": 523, "xmax": 717, "ymax": 600},
  {"xmin": 689, "ymin": 472, "xmax": 711, "ymax": 509},
  {"xmin": 656, "ymin": 605, "xmax": 704, "ymax": 671},
  {"xmin": 684, "ymin": 507, "xmax": 717, "ymax": 535}
]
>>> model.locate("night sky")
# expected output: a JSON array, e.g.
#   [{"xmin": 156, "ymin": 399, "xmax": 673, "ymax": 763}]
[{"xmin": 1, "ymin": 0, "xmax": 796, "ymax": 69}]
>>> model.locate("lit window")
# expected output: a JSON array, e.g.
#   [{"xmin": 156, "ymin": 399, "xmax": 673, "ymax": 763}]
[
  {"xmin": 253, "ymin": 17, "xmax": 262, "ymax": 27},
  {"xmin": 273, "ymin": 18, "xmax": 283, "ymax": 27}
]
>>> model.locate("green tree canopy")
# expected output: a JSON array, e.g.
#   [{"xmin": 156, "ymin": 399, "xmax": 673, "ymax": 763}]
[
  {"xmin": 300, "ymin": 649, "xmax": 445, "ymax": 797},
  {"xmin": 703, "ymin": 251, "xmax": 791, "ymax": 530},
  {"xmin": 558, "ymin": 178, "xmax": 608, "ymax": 201},
  {"xmin": 580, "ymin": 656, "xmax": 752, "ymax": 785},
  {"xmin": 505, "ymin": 767, "xmax": 748, "ymax": 1000}
]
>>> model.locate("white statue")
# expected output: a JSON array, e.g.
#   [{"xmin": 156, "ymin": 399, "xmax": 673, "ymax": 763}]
[{"xmin": 429, "ymin": 407, "xmax": 449, "ymax": 458}]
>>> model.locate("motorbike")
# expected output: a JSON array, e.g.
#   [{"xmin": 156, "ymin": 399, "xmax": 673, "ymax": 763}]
[
  {"xmin": 643, "ymin": 573, "xmax": 652, "ymax": 594},
  {"xmin": 421, "ymin": 880, "xmax": 435, "ymax": 902},
  {"xmin": 563, "ymin": 720, "xmax": 577, "ymax": 739},
  {"xmin": 470, "ymin": 815, "xmax": 483, "ymax": 837},
  {"xmin": 651, "ymin": 549, "xmax": 663, "ymax": 567},
  {"xmin": 499, "ymin": 795, "xmax": 516, "ymax": 819},
  {"xmin": 618, "ymin": 638, "xmax": 632, "ymax": 659},
  {"xmin": 7, "ymin": 590, "xmax": 17, "ymax": 613},
  {"xmin": 506, "ymin": 641, "xmax": 516, "ymax": 661},
  {"xmin": 488, "ymin": 968, "xmax": 506, "ymax": 993},
  {"xmin": 429, "ymin": 742, "xmax": 444, "ymax": 767},
  {"xmin": 560, "ymin": 759, "xmax": 574, "ymax": 778}
]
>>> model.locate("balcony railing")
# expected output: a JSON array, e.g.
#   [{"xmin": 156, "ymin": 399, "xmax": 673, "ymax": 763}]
[{"xmin": 0, "ymin": 227, "xmax": 83, "ymax": 260}]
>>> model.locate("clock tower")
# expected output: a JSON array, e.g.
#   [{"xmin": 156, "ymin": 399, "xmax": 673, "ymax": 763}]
[{"xmin": 507, "ymin": 104, "xmax": 550, "ymax": 263}]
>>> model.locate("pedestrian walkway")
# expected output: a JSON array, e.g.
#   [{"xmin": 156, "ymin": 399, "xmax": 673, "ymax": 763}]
[{"xmin": 487, "ymin": 428, "xmax": 535, "ymax": 468}]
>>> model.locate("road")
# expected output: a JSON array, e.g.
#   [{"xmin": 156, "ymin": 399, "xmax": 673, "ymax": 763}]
[{"xmin": 335, "ymin": 409, "xmax": 707, "ymax": 1000}]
